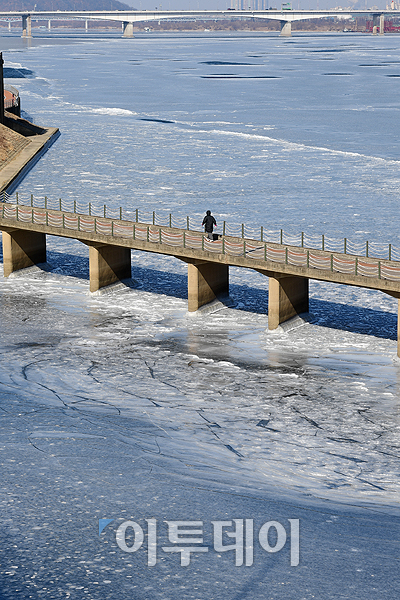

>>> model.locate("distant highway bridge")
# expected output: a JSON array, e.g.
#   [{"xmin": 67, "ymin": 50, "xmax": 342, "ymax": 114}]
[{"xmin": 0, "ymin": 9, "xmax": 397, "ymax": 37}]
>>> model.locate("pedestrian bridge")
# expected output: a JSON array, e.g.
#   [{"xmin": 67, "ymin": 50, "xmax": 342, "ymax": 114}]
[{"xmin": 1, "ymin": 195, "xmax": 400, "ymax": 355}]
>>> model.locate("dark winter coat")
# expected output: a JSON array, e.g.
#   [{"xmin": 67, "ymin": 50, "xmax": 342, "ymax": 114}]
[{"xmin": 202, "ymin": 214, "xmax": 216, "ymax": 233}]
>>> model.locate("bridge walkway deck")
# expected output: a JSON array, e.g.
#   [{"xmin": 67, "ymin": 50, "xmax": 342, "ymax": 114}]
[{"xmin": 1, "ymin": 201, "xmax": 400, "ymax": 354}]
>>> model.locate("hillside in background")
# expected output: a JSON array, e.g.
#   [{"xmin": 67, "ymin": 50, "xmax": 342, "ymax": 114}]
[{"xmin": 0, "ymin": 0, "xmax": 134, "ymax": 10}]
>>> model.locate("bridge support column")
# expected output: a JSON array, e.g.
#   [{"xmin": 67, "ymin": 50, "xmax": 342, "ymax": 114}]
[
  {"xmin": 280, "ymin": 20, "xmax": 292, "ymax": 37},
  {"xmin": 122, "ymin": 21, "xmax": 134, "ymax": 38},
  {"xmin": 1, "ymin": 229, "xmax": 46, "ymax": 277},
  {"xmin": 372, "ymin": 14, "xmax": 384, "ymax": 34},
  {"xmin": 22, "ymin": 15, "xmax": 32, "ymax": 38},
  {"xmin": 87, "ymin": 243, "xmax": 131, "ymax": 292},
  {"xmin": 268, "ymin": 275, "xmax": 309, "ymax": 330},
  {"xmin": 187, "ymin": 260, "xmax": 229, "ymax": 312},
  {"xmin": 397, "ymin": 299, "xmax": 400, "ymax": 358}
]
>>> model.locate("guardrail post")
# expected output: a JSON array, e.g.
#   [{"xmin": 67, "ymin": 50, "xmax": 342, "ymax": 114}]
[
  {"xmin": 46, "ymin": 211, "xmax": 48, "ymax": 226},
  {"xmin": 222, "ymin": 237, "xmax": 225, "ymax": 254},
  {"xmin": 89, "ymin": 202, "xmax": 91, "ymax": 216},
  {"xmin": 45, "ymin": 196, "xmax": 47, "ymax": 210},
  {"xmin": 202, "ymin": 235, "xmax": 204, "ymax": 251},
  {"xmin": 94, "ymin": 217, "xmax": 97, "ymax": 233},
  {"xmin": 243, "ymin": 239, "xmax": 246, "ymax": 255},
  {"xmin": 120, "ymin": 207, "xmax": 122, "ymax": 220},
  {"xmin": 280, "ymin": 229, "xmax": 283, "ymax": 244},
  {"xmin": 322, "ymin": 234, "xmax": 325, "ymax": 251},
  {"xmin": 378, "ymin": 261, "xmax": 381, "ymax": 279},
  {"xmin": 147, "ymin": 226, "xmax": 149, "ymax": 242},
  {"xmin": 223, "ymin": 221, "xmax": 226, "ymax": 236},
  {"xmin": 59, "ymin": 198, "xmax": 62, "ymax": 211},
  {"xmin": 16, "ymin": 205, "xmax": 18, "ymax": 221},
  {"xmin": 104, "ymin": 205, "xmax": 106, "ymax": 218},
  {"xmin": 307, "ymin": 250, "xmax": 309, "ymax": 267},
  {"xmin": 301, "ymin": 232, "xmax": 304, "ymax": 247},
  {"xmin": 136, "ymin": 209, "xmax": 138, "ymax": 222},
  {"xmin": 152, "ymin": 211, "xmax": 155, "ymax": 225},
  {"xmin": 30, "ymin": 194, "xmax": 33, "ymax": 207},
  {"xmin": 111, "ymin": 221, "xmax": 114, "ymax": 236},
  {"xmin": 366, "ymin": 240, "xmax": 369, "ymax": 258},
  {"xmin": 159, "ymin": 228, "xmax": 162, "ymax": 244},
  {"xmin": 78, "ymin": 215, "xmax": 80, "ymax": 231},
  {"xmin": 187, "ymin": 216, "xmax": 189, "ymax": 230},
  {"xmin": 63, "ymin": 213, "xmax": 65, "ymax": 229},
  {"xmin": 261, "ymin": 226, "xmax": 263, "ymax": 242},
  {"xmin": 32, "ymin": 207, "xmax": 34, "ymax": 223},
  {"xmin": 285, "ymin": 247, "xmax": 288, "ymax": 264},
  {"xmin": 169, "ymin": 213, "xmax": 172, "ymax": 228},
  {"xmin": 331, "ymin": 254, "xmax": 333, "ymax": 271},
  {"xmin": 344, "ymin": 238, "xmax": 347, "ymax": 254},
  {"xmin": 133, "ymin": 224, "xmax": 136, "ymax": 240},
  {"xmin": 355, "ymin": 256, "xmax": 358, "ymax": 276},
  {"xmin": 241, "ymin": 223, "xmax": 244, "ymax": 238},
  {"xmin": 389, "ymin": 244, "xmax": 392, "ymax": 261},
  {"xmin": 264, "ymin": 243, "xmax": 267, "ymax": 261},
  {"xmin": 183, "ymin": 231, "xmax": 186, "ymax": 247}
]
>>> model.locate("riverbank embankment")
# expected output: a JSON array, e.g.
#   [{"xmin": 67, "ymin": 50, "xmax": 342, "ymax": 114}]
[{"xmin": 0, "ymin": 111, "xmax": 59, "ymax": 194}]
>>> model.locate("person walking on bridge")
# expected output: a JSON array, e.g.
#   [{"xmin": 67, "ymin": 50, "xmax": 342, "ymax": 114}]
[{"xmin": 202, "ymin": 210, "xmax": 217, "ymax": 241}]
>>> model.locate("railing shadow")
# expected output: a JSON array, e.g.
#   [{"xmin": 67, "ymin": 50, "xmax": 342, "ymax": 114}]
[
  {"xmin": 308, "ymin": 298, "xmax": 397, "ymax": 341},
  {"xmin": 0, "ymin": 250, "xmax": 396, "ymax": 342}
]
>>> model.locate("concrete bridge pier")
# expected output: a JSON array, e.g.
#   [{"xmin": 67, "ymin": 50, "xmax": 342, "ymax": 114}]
[
  {"xmin": 22, "ymin": 15, "xmax": 32, "ymax": 38},
  {"xmin": 122, "ymin": 21, "xmax": 134, "ymax": 37},
  {"xmin": 383, "ymin": 291, "xmax": 400, "ymax": 357},
  {"xmin": 186, "ymin": 260, "xmax": 229, "ymax": 312},
  {"xmin": 372, "ymin": 13, "xmax": 385, "ymax": 34},
  {"xmin": 397, "ymin": 299, "xmax": 400, "ymax": 357},
  {"xmin": 1, "ymin": 228, "xmax": 46, "ymax": 277},
  {"xmin": 267, "ymin": 275, "xmax": 309, "ymax": 330},
  {"xmin": 280, "ymin": 20, "xmax": 292, "ymax": 37},
  {"xmin": 86, "ymin": 242, "xmax": 131, "ymax": 292}
]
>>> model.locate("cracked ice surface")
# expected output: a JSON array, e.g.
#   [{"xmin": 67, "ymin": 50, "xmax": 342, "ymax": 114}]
[
  {"xmin": 1, "ymin": 259, "xmax": 399, "ymax": 599},
  {"xmin": 1, "ymin": 32, "xmax": 400, "ymax": 598},
  {"xmin": 1, "ymin": 260, "xmax": 399, "ymax": 511}
]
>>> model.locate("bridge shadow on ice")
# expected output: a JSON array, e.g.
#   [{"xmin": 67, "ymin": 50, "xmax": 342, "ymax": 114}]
[{"xmin": 0, "ymin": 249, "xmax": 397, "ymax": 343}]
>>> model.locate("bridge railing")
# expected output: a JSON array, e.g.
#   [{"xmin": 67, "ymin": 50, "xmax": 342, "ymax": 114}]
[
  {"xmin": 2, "ymin": 200, "xmax": 400, "ymax": 284},
  {"xmin": 1, "ymin": 190, "xmax": 400, "ymax": 264}
]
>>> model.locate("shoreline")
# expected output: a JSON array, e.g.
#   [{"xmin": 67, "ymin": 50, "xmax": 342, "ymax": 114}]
[{"xmin": 0, "ymin": 126, "xmax": 60, "ymax": 195}]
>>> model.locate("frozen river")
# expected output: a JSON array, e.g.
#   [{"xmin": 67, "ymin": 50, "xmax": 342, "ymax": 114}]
[{"xmin": 0, "ymin": 30, "xmax": 399, "ymax": 599}]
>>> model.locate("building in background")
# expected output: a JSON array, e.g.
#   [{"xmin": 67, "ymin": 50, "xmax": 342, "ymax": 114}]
[{"xmin": 231, "ymin": 0, "xmax": 270, "ymax": 10}]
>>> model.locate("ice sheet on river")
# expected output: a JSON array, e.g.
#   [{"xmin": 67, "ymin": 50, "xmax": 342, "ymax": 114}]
[{"xmin": 1, "ymin": 262, "xmax": 399, "ymax": 513}]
